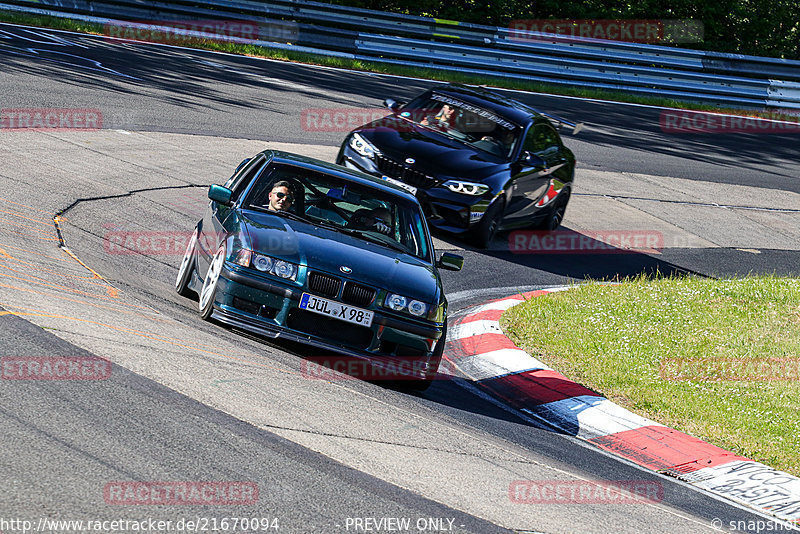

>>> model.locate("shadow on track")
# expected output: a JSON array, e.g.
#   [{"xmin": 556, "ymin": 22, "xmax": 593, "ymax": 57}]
[{"xmin": 3, "ymin": 21, "xmax": 799, "ymax": 196}]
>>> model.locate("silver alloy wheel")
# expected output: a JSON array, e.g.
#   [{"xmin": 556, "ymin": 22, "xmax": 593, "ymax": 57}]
[
  {"xmin": 199, "ymin": 245, "xmax": 225, "ymax": 313},
  {"xmin": 175, "ymin": 228, "xmax": 198, "ymax": 291}
]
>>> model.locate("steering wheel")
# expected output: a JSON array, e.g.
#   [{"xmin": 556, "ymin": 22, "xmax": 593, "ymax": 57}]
[
  {"xmin": 306, "ymin": 195, "xmax": 351, "ymax": 221},
  {"xmin": 346, "ymin": 209, "xmax": 371, "ymax": 229}
]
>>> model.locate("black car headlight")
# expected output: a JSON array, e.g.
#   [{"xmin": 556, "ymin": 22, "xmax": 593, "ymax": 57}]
[
  {"xmin": 384, "ymin": 293, "xmax": 428, "ymax": 317},
  {"xmin": 442, "ymin": 180, "xmax": 489, "ymax": 196},
  {"xmin": 349, "ymin": 133, "xmax": 378, "ymax": 159}
]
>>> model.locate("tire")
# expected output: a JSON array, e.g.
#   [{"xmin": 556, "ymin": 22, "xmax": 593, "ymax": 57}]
[
  {"xmin": 469, "ymin": 197, "xmax": 505, "ymax": 249},
  {"xmin": 175, "ymin": 228, "xmax": 198, "ymax": 298},
  {"xmin": 199, "ymin": 243, "xmax": 226, "ymax": 320},
  {"xmin": 538, "ymin": 191, "xmax": 570, "ymax": 231},
  {"xmin": 400, "ymin": 322, "xmax": 447, "ymax": 392}
]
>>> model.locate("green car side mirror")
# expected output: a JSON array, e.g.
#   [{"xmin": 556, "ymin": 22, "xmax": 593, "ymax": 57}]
[{"xmin": 208, "ymin": 184, "xmax": 233, "ymax": 205}]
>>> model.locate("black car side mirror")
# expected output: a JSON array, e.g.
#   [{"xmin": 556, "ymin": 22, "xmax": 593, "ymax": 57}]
[
  {"xmin": 437, "ymin": 252, "xmax": 464, "ymax": 271},
  {"xmin": 519, "ymin": 151, "xmax": 546, "ymax": 168},
  {"xmin": 383, "ymin": 98, "xmax": 403, "ymax": 112},
  {"xmin": 208, "ymin": 184, "xmax": 233, "ymax": 206}
]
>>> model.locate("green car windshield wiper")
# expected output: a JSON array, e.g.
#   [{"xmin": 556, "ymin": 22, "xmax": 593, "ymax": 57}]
[
  {"xmin": 342, "ymin": 228, "xmax": 409, "ymax": 254},
  {"xmin": 315, "ymin": 220, "xmax": 409, "ymax": 254},
  {"xmin": 269, "ymin": 209, "xmax": 314, "ymax": 224}
]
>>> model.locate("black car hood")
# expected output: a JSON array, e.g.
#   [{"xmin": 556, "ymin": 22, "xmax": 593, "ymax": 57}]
[
  {"xmin": 358, "ymin": 116, "xmax": 508, "ymax": 181},
  {"xmin": 240, "ymin": 210, "xmax": 439, "ymax": 301}
]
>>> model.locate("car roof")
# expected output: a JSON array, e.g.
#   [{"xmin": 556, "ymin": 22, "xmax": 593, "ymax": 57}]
[
  {"xmin": 261, "ymin": 150, "xmax": 419, "ymax": 201},
  {"xmin": 428, "ymin": 84, "xmax": 541, "ymax": 126}
]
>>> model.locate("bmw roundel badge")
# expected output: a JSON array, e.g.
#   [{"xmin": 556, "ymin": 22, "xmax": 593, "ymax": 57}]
[
  {"xmin": 405, "ymin": 158, "xmax": 415, "ymax": 165},
  {"xmin": 340, "ymin": 266, "xmax": 352, "ymax": 274}
]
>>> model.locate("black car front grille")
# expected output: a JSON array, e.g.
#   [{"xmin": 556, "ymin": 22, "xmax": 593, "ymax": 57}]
[
  {"xmin": 375, "ymin": 154, "xmax": 436, "ymax": 188},
  {"xmin": 308, "ymin": 271, "xmax": 340, "ymax": 298},
  {"xmin": 342, "ymin": 282, "xmax": 376, "ymax": 307}
]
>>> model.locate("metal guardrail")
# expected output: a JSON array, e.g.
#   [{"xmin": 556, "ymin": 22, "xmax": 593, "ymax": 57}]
[{"xmin": 2, "ymin": 0, "xmax": 800, "ymax": 110}]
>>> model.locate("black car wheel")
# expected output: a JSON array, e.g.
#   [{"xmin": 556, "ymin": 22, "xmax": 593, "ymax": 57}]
[
  {"xmin": 199, "ymin": 244, "xmax": 226, "ymax": 320},
  {"xmin": 175, "ymin": 227, "xmax": 198, "ymax": 298},
  {"xmin": 470, "ymin": 197, "xmax": 505, "ymax": 249},
  {"xmin": 539, "ymin": 191, "xmax": 570, "ymax": 231}
]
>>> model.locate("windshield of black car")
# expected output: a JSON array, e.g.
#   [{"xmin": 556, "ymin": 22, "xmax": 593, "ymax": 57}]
[
  {"xmin": 398, "ymin": 93, "xmax": 521, "ymax": 159},
  {"xmin": 243, "ymin": 163, "xmax": 431, "ymax": 261}
]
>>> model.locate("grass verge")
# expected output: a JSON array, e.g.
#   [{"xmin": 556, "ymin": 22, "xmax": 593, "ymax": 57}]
[
  {"xmin": 2, "ymin": 9, "xmax": 799, "ymax": 124},
  {"xmin": 501, "ymin": 275, "xmax": 800, "ymax": 476}
]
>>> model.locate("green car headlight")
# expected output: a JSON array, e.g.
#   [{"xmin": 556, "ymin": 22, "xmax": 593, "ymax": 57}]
[
  {"xmin": 384, "ymin": 293, "xmax": 428, "ymax": 317},
  {"xmin": 386, "ymin": 293, "xmax": 407, "ymax": 311},
  {"xmin": 253, "ymin": 254, "xmax": 273, "ymax": 272},
  {"xmin": 273, "ymin": 260, "xmax": 296, "ymax": 280},
  {"xmin": 408, "ymin": 300, "xmax": 427, "ymax": 317},
  {"xmin": 251, "ymin": 252, "xmax": 298, "ymax": 281}
]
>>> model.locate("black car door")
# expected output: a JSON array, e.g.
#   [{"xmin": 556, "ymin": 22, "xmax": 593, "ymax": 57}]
[{"xmin": 503, "ymin": 123, "xmax": 560, "ymax": 224}]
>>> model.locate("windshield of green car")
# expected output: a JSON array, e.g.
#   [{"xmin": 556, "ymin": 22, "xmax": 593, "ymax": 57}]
[{"xmin": 243, "ymin": 163, "xmax": 432, "ymax": 261}]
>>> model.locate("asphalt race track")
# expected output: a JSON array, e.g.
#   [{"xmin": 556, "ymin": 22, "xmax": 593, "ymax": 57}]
[{"xmin": 2, "ymin": 23, "xmax": 800, "ymax": 534}]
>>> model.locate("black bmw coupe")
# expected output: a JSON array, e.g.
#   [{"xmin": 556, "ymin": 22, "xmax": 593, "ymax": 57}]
[{"xmin": 337, "ymin": 84, "xmax": 581, "ymax": 247}]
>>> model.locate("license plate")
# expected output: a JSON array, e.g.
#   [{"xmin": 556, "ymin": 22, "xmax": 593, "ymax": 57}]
[
  {"xmin": 299, "ymin": 293, "xmax": 374, "ymax": 327},
  {"xmin": 381, "ymin": 175, "xmax": 418, "ymax": 195}
]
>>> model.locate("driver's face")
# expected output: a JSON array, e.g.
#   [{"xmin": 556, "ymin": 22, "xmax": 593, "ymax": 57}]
[
  {"xmin": 268, "ymin": 186, "xmax": 293, "ymax": 211},
  {"xmin": 440, "ymin": 105, "xmax": 454, "ymax": 119}
]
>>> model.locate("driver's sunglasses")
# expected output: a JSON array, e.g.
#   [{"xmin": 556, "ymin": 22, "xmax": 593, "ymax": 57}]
[{"xmin": 273, "ymin": 192, "xmax": 294, "ymax": 201}]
